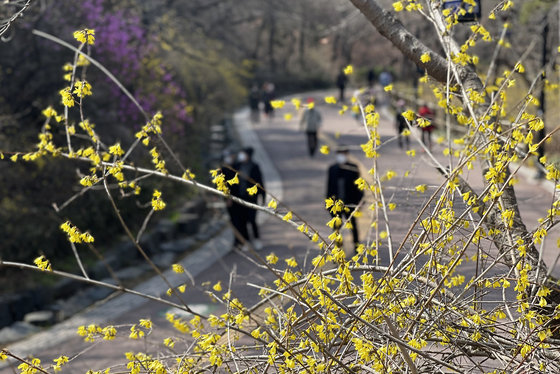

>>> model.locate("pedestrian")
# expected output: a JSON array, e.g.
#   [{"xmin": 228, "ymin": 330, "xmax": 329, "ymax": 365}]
[
  {"xmin": 367, "ymin": 69, "xmax": 375, "ymax": 88},
  {"xmin": 220, "ymin": 149, "xmax": 249, "ymax": 250},
  {"xmin": 237, "ymin": 147, "xmax": 265, "ymax": 250},
  {"xmin": 249, "ymin": 84, "xmax": 261, "ymax": 124},
  {"xmin": 394, "ymin": 99, "xmax": 410, "ymax": 150},
  {"xmin": 262, "ymin": 82, "xmax": 275, "ymax": 120},
  {"xmin": 326, "ymin": 147, "xmax": 364, "ymax": 249},
  {"xmin": 418, "ymin": 104, "xmax": 435, "ymax": 151},
  {"xmin": 299, "ymin": 98, "xmax": 322, "ymax": 157},
  {"xmin": 336, "ymin": 69, "xmax": 348, "ymax": 103}
]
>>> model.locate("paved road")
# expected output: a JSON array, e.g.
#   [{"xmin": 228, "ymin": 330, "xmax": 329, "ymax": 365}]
[{"xmin": 2, "ymin": 88, "xmax": 559, "ymax": 372}]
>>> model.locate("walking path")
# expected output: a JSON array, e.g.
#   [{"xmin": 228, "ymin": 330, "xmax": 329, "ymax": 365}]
[{"xmin": 2, "ymin": 88, "xmax": 559, "ymax": 372}]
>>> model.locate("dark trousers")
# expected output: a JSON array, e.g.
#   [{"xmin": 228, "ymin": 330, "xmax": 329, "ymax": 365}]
[
  {"xmin": 306, "ymin": 131, "xmax": 318, "ymax": 156},
  {"xmin": 332, "ymin": 211, "xmax": 359, "ymax": 247},
  {"xmin": 230, "ymin": 203, "xmax": 249, "ymax": 245},
  {"xmin": 246, "ymin": 207, "xmax": 260, "ymax": 239}
]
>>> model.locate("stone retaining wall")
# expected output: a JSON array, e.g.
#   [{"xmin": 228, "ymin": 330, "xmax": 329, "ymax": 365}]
[{"xmin": 0, "ymin": 197, "xmax": 227, "ymax": 343}]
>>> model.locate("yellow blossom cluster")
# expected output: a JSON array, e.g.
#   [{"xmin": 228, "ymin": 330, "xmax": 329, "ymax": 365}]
[
  {"xmin": 73, "ymin": 28, "xmax": 95, "ymax": 45},
  {"xmin": 151, "ymin": 190, "xmax": 166, "ymax": 211},
  {"xmin": 60, "ymin": 221, "xmax": 95, "ymax": 243}
]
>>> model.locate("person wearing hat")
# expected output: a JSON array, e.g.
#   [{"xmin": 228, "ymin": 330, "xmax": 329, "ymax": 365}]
[
  {"xmin": 299, "ymin": 98, "xmax": 322, "ymax": 157},
  {"xmin": 326, "ymin": 147, "xmax": 363, "ymax": 248},
  {"xmin": 236, "ymin": 147, "xmax": 265, "ymax": 250}
]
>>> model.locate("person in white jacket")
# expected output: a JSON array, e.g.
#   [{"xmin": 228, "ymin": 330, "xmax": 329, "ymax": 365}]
[{"xmin": 299, "ymin": 98, "xmax": 322, "ymax": 157}]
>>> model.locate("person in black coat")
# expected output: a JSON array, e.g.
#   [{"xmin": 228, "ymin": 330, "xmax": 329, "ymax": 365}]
[
  {"xmin": 395, "ymin": 99, "xmax": 410, "ymax": 150},
  {"xmin": 236, "ymin": 147, "xmax": 265, "ymax": 250},
  {"xmin": 249, "ymin": 84, "xmax": 261, "ymax": 124},
  {"xmin": 336, "ymin": 70, "xmax": 348, "ymax": 103},
  {"xmin": 220, "ymin": 149, "xmax": 249, "ymax": 249},
  {"xmin": 326, "ymin": 147, "xmax": 363, "ymax": 247}
]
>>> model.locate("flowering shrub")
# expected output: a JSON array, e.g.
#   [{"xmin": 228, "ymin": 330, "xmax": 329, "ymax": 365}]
[{"xmin": 1, "ymin": 0, "xmax": 560, "ymax": 373}]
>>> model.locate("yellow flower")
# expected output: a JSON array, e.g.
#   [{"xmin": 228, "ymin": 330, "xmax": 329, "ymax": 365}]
[
  {"xmin": 139, "ymin": 319, "xmax": 152, "ymax": 329},
  {"xmin": 213, "ymin": 281, "xmax": 222, "ymax": 292},
  {"xmin": 102, "ymin": 326, "xmax": 117, "ymax": 340},
  {"xmin": 320, "ymin": 145, "xmax": 330, "ymax": 154},
  {"xmin": 227, "ymin": 173, "xmax": 239, "ymax": 185},
  {"xmin": 268, "ymin": 199, "xmax": 278, "ymax": 209},
  {"xmin": 283, "ymin": 211, "xmax": 293, "ymax": 221},
  {"xmin": 73, "ymin": 29, "xmax": 95, "ymax": 45},
  {"xmin": 52, "ymin": 355, "xmax": 69, "ymax": 372},
  {"xmin": 291, "ymin": 98, "xmax": 302, "ymax": 109},
  {"xmin": 182, "ymin": 169, "xmax": 195, "ymax": 180},
  {"xmin": 151, "ymin": 190, "xmax": 166, "ymax": 211},
  {"xmin": 393, "ymin": 1, "xmax": 404, "ymax": 11},
  {"xmin": 247, "ymin": 184, "xmax": 259, "ymax": 196},
  {"xmin": 163, "ymin": 337, "xmax": 175, "ymax": 348},
  {"xmin": 402, "ymin": 110, "xmax": 415, "ymax": 121},
  {"xmin": 129, "ymin": 325, "xmax": 144, "ymax": 339},
  {"xmin": 172, "ymin": 264, "xmax": 185, "ymax": 273},
  {"xmin": 344, "ymin": 65, "xmax": 353, "ymax": 75},
  {"xmin": 34, "ymin": 255, "xmax": 52, "ymax": 271},
  {"xmin": 59, "ymin": 87, "xmax": 74, "ymax": 107},
  {"xmin": 420, "ymin": 53, "xmax": 431, "ymax": 63},
  {"xmin": 384, "ymin": 84, "xmax": 393, "ymax": 92},
  {"xmin": 266, "ymin": 253, "xmax": 279, "ymax": 264},
  {"xmin": 108, "ymin": 143, "xmax": 124, "ymax": 156},
  {"xmin": 73, "ymin": 81, "xmax": 92, "ymax": 98},
  {"xmin": 42, "ymin": 107, "xmax": 57, "ymax": 118},
  {"xmin": 415, "ymin": 184, "xmax": 427, "ymax": 193},
  {"xmin": 60, "ymin": 221, "xmax": 95, "ymax": 243},
  {"xmin": 325, "ymin": 96, "xmax": 337, "ymax": 104},
  {"xmin": 270, "ymin": 100, "xmax": 285, "ymax": 109},
  {"xmin": 285, "ymin": 257, "xmax": 298, "ymax": 267}
]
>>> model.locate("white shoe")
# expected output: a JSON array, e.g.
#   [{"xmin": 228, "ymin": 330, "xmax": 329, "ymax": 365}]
[{"xmin": 253, "ymin": 239, "xmax": 263, "ymax": 251}]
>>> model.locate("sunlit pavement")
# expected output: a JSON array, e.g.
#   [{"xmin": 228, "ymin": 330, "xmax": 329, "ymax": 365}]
[{"xmin": 2, "ymin": 88, "xmax": 559, "ymax": 372}]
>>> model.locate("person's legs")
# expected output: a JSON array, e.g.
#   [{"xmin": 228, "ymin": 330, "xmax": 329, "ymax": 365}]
[
  {"xmin": 427, "ymin": 130, "xmax": 432, "ymax": 151},
  {"xmin": 246, "ymin": 208, "xmax": 263, "ymax": 250},
  {"xmin": 350, "ymin": 215, "xmax": 359, "ymax": 247},
  {"xmin": 343, "ymin": 211, "xmax": 359, "ymax": 247},
  {"xmin": 232, "ymin": 203, "xmax": 249, "ymax": 247},
  {"xmin": 307, "ymin": 131, "xmax": 318, "ymax": 156},
  {"xmin": 251, "ymin": 109, "xmax": 260, "ymax": 124},
  {"xmin": 247, "ymin": 208, "xmax": 259, "ymax": 239},
  {"xmin": 421, "ymin": 130, "xmax": 428, "ymax": 149}
]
